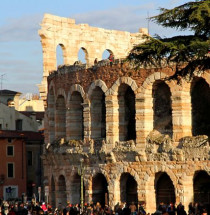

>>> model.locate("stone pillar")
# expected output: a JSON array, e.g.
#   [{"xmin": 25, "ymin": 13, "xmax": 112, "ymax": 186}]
[
  {"xmin": 171, "ymin": 82, "xmax": 192, "ymax": 142},
  {"xmin": 39, "ymin": 38, "xmax": 57, "ymax": 102},
  {"xmin": 105, "ymin": 94, "xmax": 119, "ymax": 148},
  {"xmin": 84, "ymin": 177, "xmax": 92, "ymax": 204},
  {"xmin": 66, "ymin": 106, "xmax": 71, "ymax": 141},
  {"xmin": 82, "ymin": 100, "xmax": 91, "ymax": 141},
  {"xmin": 145, "ymin": 174, "xmax": 156, "ymax": 213},
  {"xmin": 108, "ymin": 179, "xmax": 120, "ymax": 209},
  {"xmin": 135, "ymin": 92, "xmax": 153, "ymax": 154},
  {"xmin": 177, "ymin": 175, "xmax": 194, "ymax": 212}
]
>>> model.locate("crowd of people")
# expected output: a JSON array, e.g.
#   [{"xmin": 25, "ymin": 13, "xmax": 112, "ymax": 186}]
[{"xmin": 0, "ymin": 199, "xmax": 209, "ymax": 215}]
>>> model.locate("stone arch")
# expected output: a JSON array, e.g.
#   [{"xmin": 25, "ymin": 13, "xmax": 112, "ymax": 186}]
[
  {"xmin": 67, "ymin": 89, "xmax": 84, "ymax": 140},
  {"xmin": 152, "ymin": 80, "xmax": 173, "ymax": 136},
  {"xmin": 88, "ymin": 81, "xmax": 108, "ymax": 140},
  {"xmin": 92, "ymin": 172, "xmax": 109, "ymax": 207},
  {"xmin": 136, "ymin": 72, "xmax": 171, "ymax": 147},
  {"xmin": 155, "ymin": 172, "xmax": 176, "ymax": 206},
  {"xmin": 107, "ymin": 77, "xmax": 138, "ymax": 96},
  {"xmin": 118, "ymin": 83, "xmax": 136, "ymax": 141},
  {"xmin": 191, "ymin": 77, "xmax": 210, "ymax": 136},
  {"xmin": 56, "ymin": 43, "xmax": 67, "ymax": 67},
  {"xmin": 78, "ymin": 46, "xmax": 89, "ymax": 65},
  {"xmin": 70, "ymin": 172, "xmax": 82, "ymax": 204},
  {"xmin": 102, "ymin": 49, "xmax": 115, "ymax": 60},
  {"xmin": 145, "ymin": 167, "xmax": 177, "ymax": 213},
  {"xmin": 57, "ymin": 175, "xmax": 67, "ymax": 206},
  {"xmin": 87, "ymin": 80, "xmax": 108, "ymax": 98},
  {"xmin": 120, "ymin": 172, "xmax": 138, "ymax": 206},
  {"xmin": 194, "ymin": 71, "xmax": 210, "ymax": 86},
  {"xmin": 56, "ymin": 88, "xmax": 67, "ymax": 102},
  {"xmin": 50, "ymin": 175, "xmax": 56, "ymax": 207},
  {"xmin": 193, "ymin": 170, "xmax": 210, "ymax": 205},
  {"xmin": 55, "ymin": 90, "xmax": 66, "ymax": 139},
  {"xmin": 67, "ymin": 84, "xmax": 86, "ymax": 103}
]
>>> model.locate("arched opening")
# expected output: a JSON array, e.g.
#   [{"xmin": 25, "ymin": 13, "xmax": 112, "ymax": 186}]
[
  {"xmin": 78, "ymin": 47, "xmax": 88, "ymax": 65},
  {"xmin": 69, "ymin": 92, "xmax": 84, "ymax": 140},
  {"xmin": 92, "ymin": 173, "xmax": 108, "ymax": 207},
  {"xmin": 155, "ymin": 172, "xmax": 175, "ymax": 206},
  {"xmin": 58, "ymin": 175, "xmax": 67, "ymax": 205},
  {"xmin": 70, "ymin": 173, "xmax": 81, "ymax": 204},
  {"xmin": 191, "ymin": 78, "xmax": 210, "ymax": 136},
  {"xmin": 102, "ymin": 49, "xmax": 114, "ymax": 60},
  {"xmin": 120, "ymin": 173, "xmax": 138, "ymax": 206},
  {"xmin": 55, "ymin": 95, "xmax": 66, "ymax": 139},
  {"xmin": 152, "ymin": 81, "xmax": 172, "ymax": 136},
  {"xmin": 56, "ymin": 44, "xmax": 65, "ymax": 67},
  {"xmin": 51, "ymin": 176, "xmax": 56, "ymax": 207},
  {"xmin": 194, "ymin": 171, "xmax": 210, "ymax": 205},
  {"xmin": 49, "ymin": 88, "xmax": 55, "ymax": 143},
  {"xmin": 118, "ymin": 84, "xmax": 136, "ymax": 141},
  {"xmin": 90, "ymin": 87, "xmax": 106, "ymax": 139}
]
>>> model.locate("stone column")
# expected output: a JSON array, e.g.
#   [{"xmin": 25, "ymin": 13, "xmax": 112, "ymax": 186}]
[
  {"xmin": 105, "ymin": 94, "xmax": 119, "ymax": 149},
  {"xmin": 39, "ymin": 38, "xmax": 57, "ymax": 102},
  {"xmin": 176, "ymin": 174, "xmax": 194, "ymax": 212},
  {"xmin": 171, "ymin": 82, "xmax": 192, "ymax": 142},
  {"xmin": 135, "ymin": 92, "xmax": 153, "ymax": 155},
  {"xmin": 82, "ymin": 100, "xmax": 91, "ymax": 141},
  {"xmin": 84, "ymin": 177, "xmax": 92, "ymax": 204},
  {"xmin": 108, "ymin": 179, "xmax": 120, "ymax": 209}
]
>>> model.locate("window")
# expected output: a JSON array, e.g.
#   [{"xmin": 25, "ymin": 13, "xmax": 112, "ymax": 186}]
[
  {"xmin": 15, "ymin": 119, "xmax": 22, "ymax": 131},
  {"xmin": 7, "ymin": 163, "xmax": 14, "ymax": 178},
  {"xmin": 27, "ymin": 151, "xmax": 33, "ymax": 166},
  {"xmin": 7, "ymin": 146, "xmax": 14, "ymax": 156}
]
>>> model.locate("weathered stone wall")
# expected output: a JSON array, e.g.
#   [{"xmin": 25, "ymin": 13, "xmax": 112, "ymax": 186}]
[
  {"xmin": 42, "ymin": 62, "xmax": 210, "ymax": 212},
  {"xmin": 38, "ymin": 14, "xmax": 147, "ymax": 102},
  {"xmin": 39, "ymin": 14, "xmax": 210, "ymax": 213}
]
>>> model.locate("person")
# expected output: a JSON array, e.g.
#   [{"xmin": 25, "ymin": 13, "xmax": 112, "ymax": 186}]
[
  {"xmin": 138, "ymin": 202, "xmax": 146, "ymax": 215},
  {"xmin": 108, "ymin": 53, "xmax": 114, "ymax": 66},
  {"xmin": 129, "ymin": 202, "xmax": 137, "ymax": 215},
  {"xmin": 94, "ymin": 58, "xmax": 98, "ymax": 65}
]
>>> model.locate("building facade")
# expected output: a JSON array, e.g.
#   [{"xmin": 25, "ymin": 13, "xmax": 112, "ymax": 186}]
[{"xmin": 39, "ymin": 14, "xmax": 210, "ymax": 213}]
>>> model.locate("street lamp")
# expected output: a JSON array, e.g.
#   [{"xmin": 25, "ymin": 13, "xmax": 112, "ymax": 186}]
[{"xmin": 78, "ymin": 158, "xmax": 85, "ymax": 212}]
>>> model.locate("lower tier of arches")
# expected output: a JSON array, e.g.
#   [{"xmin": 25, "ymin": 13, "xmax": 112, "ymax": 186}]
[{"xmin": 42, "ymin": 159, "xmax": 210, "ymax": 213}]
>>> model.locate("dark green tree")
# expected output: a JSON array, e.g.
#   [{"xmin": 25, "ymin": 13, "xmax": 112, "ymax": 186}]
[{"xmin": 127, "ymin": 0, "xmax": 210, "ymax": 79}]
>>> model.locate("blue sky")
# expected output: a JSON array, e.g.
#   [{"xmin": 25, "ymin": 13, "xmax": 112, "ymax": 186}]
[{"xmin": 0, "ymin": 0, "xmax": 190, "ymax": 95}]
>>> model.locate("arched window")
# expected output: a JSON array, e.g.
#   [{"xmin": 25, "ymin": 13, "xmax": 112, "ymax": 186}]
[
  {"xmin": 70, "ymin": 173, "xmax": 82, "ymax": 204},
  {"xmin": 78, "ymin": 47, "xmax": 88, "ymax": 65},
  {"xmin": 118, "ymin": 84, "xmax": 136, "ymax": 141},
  {"xmin": 193, "ymin": 171, "xmax": 210, "ymax": 205},
  {"xmin": 90, "ymin": 87, "xmax": 106, "ymax": 139},
  {"xmin": 191, "ymin": 78, "xmax": 210, "ymax": 136},
  {"xmin": 92, "ymin": 173, "xmax": 108, "ymax": 207},
  {"xmin": 56, "ymin": 44, "xmax": 65, "ymax": 67},
  {"xmin": 58, "ymin": 175, "xmax": 67, "ymax": 205},
  {"xmin": 155, "ymin": 172, "xmax": 175, "ymax": 206},
  {"xmin": 152, "ymin": 81, "xmax": 172, "ymax": 136},
  {"xmin": 69, "ymin": 92, "xmax": 84, "ymax": 140},
  {"xmin": 55, "ymin": 95, "xmax": 66, "ymax": 139},
  {"xmin": 120, "ymin": 173, "xmax": 138, "ymax": 206},
  {"xmin": 50, "ymin": 176, "xmax": 56, "ymax": 207},
  {"xmin": 102, "ymin": 49, "xmax": 114, "ymax": 60}
]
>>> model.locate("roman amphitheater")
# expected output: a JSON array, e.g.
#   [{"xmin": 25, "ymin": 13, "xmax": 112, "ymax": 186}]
[{"xmin": 39, "ymin": 14, "xmax": 210, "ymax": 213}]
